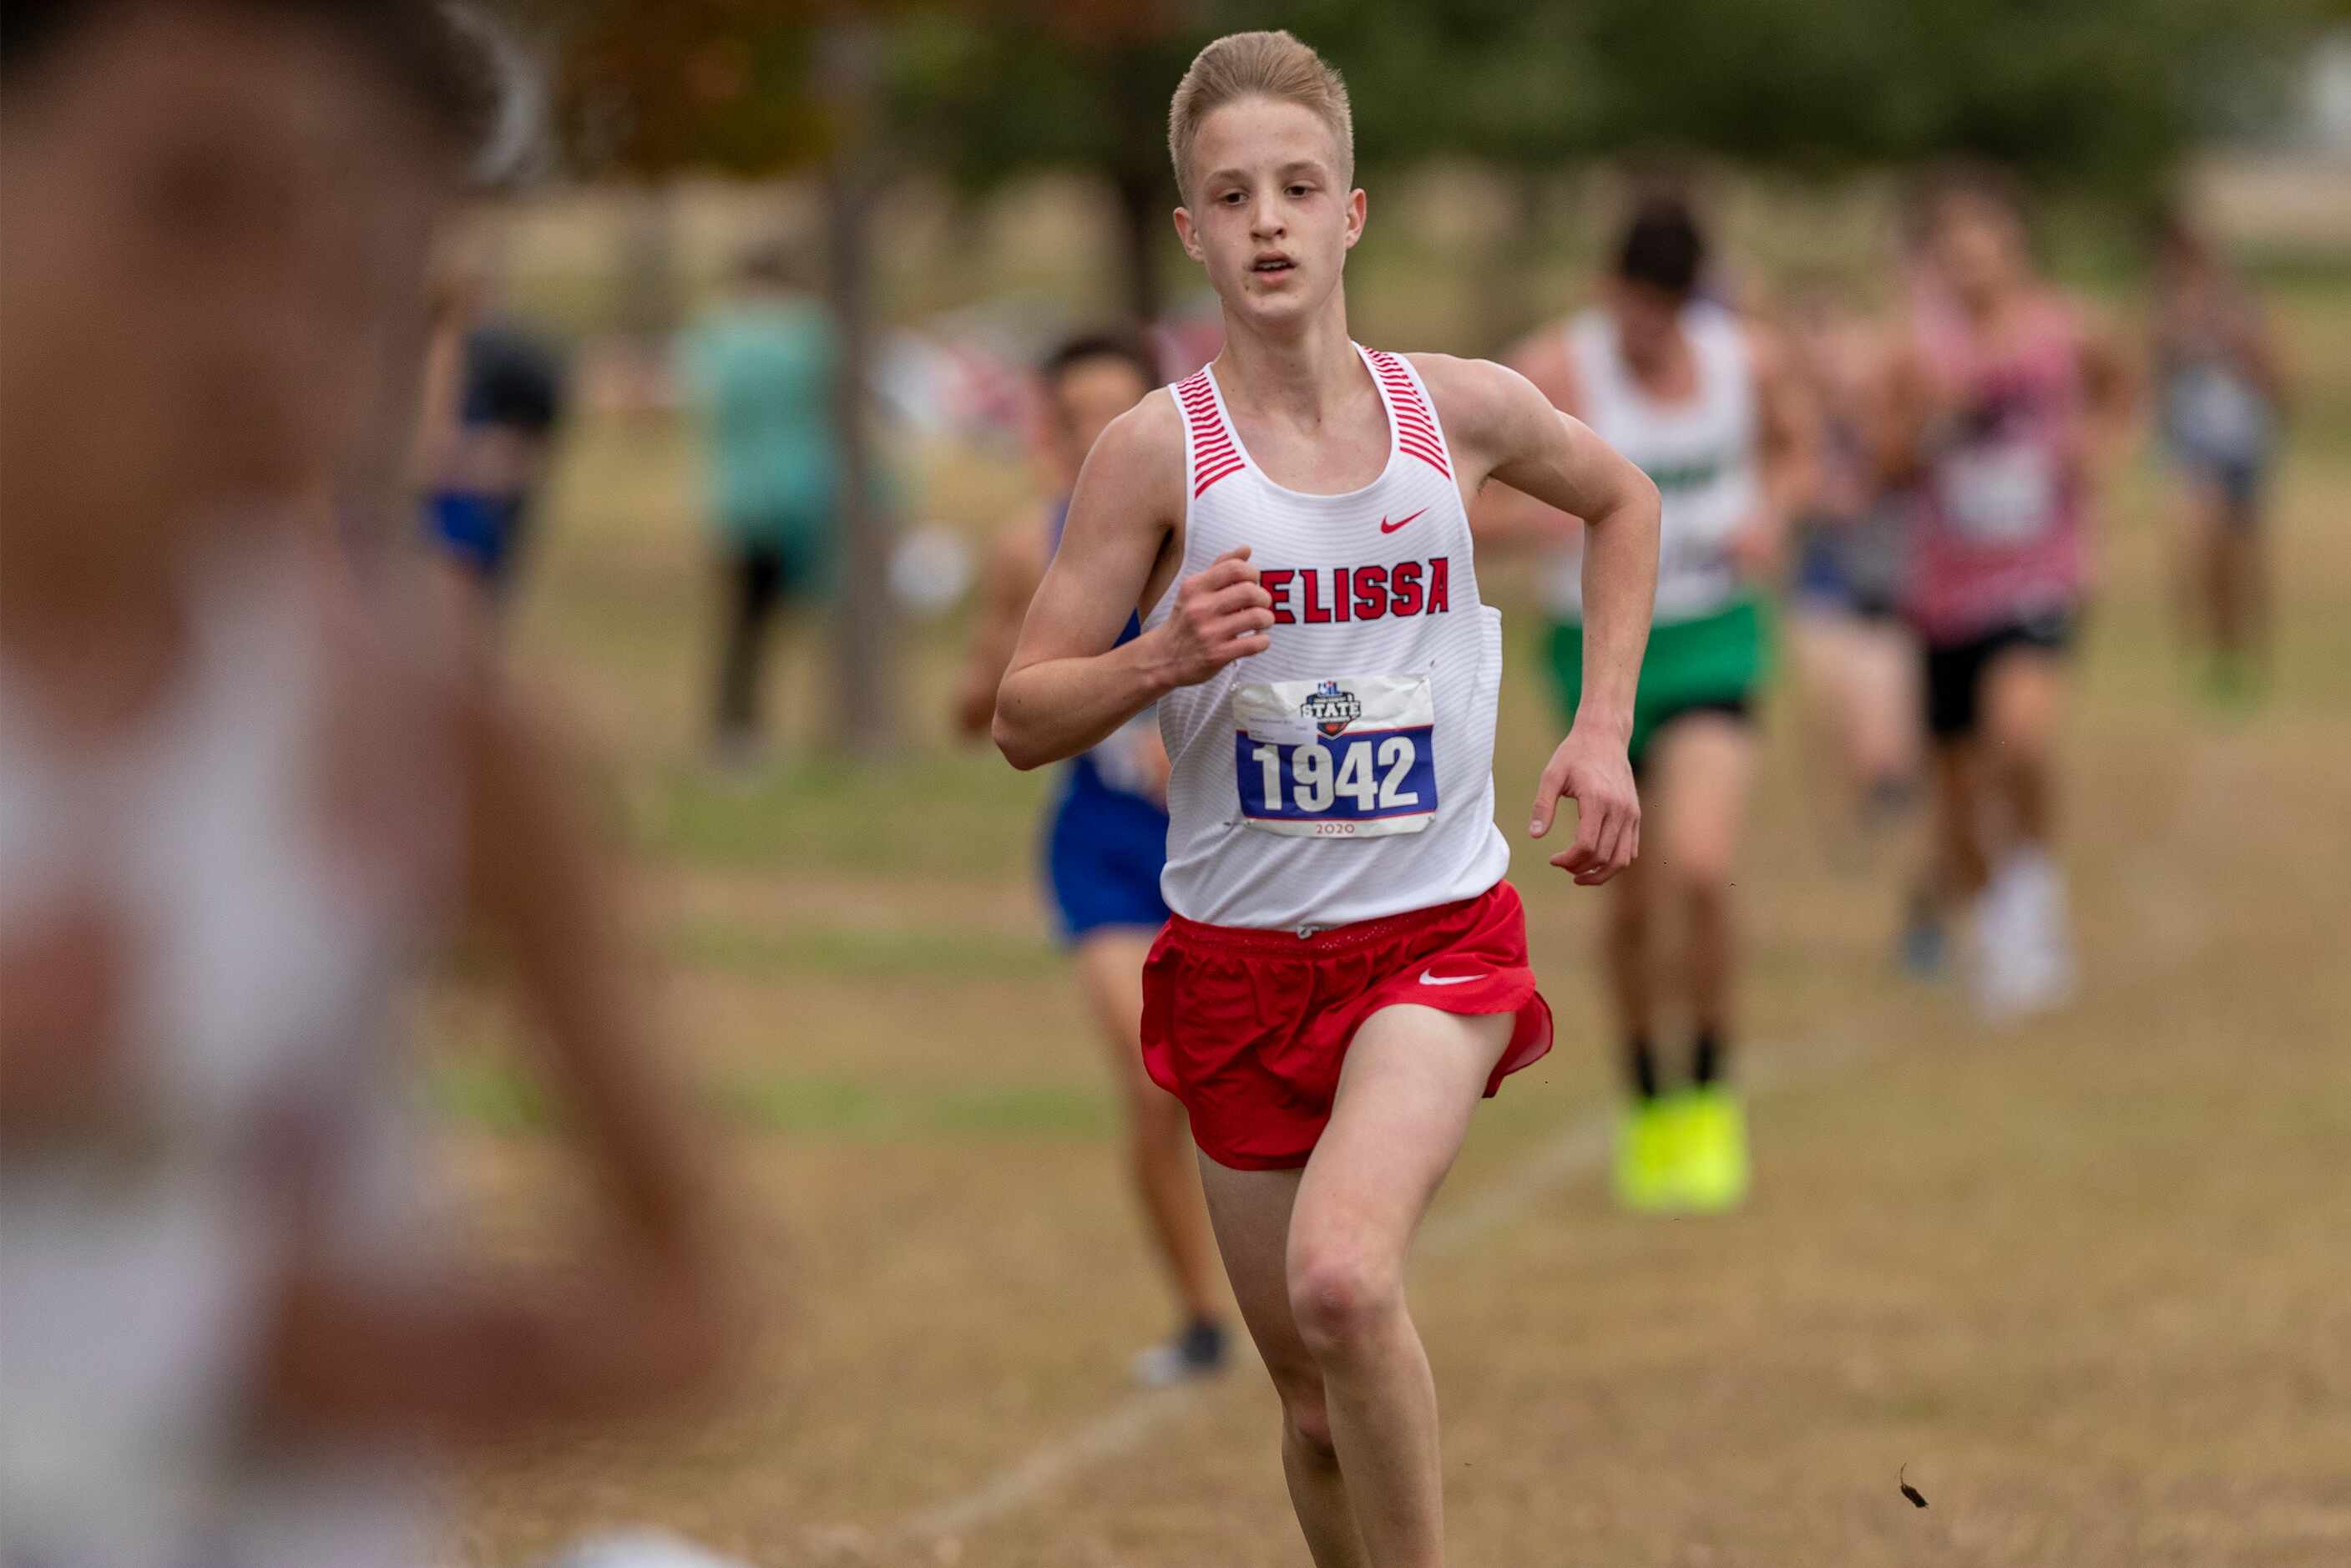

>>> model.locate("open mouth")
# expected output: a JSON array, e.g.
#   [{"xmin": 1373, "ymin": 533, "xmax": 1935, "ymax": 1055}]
[{"xmin": 1251, "ymin": 255, "xmax": 1297, "ymax": 278}]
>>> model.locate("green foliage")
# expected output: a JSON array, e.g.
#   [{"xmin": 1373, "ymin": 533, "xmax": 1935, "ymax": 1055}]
[
  {"xmin": 518, "ymin": 0, "xmax": 2329, "ymax": 200},
  {"xmin": 883, "ymin": 0, "xmax": 2323, "ymax": 202}
]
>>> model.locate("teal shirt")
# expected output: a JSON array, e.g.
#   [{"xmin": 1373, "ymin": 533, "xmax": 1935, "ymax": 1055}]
[{"xmin": 684, "ymin": 297, "xmax": 838, "ymax": 552}]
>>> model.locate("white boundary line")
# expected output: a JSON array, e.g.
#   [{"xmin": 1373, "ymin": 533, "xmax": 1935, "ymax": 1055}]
[{"xmin": 887, "ymin": 1030, "xmax": 1871, "ymax": 1550}]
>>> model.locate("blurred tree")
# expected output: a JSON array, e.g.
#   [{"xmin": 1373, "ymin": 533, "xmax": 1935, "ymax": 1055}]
[
  {"xmin": 887, "ymin": 0, "xmax": 2326, "ymax": 328},
  {"xmin": 516, "ymin": 0, "xmax": 905, "ymax": 753},
  {"xmin": 888, "ymin": 4, "xmax": 1203, "ymax": 330}
]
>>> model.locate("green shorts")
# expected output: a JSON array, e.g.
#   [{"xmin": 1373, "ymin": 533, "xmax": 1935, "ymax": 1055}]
[{"xmin": 1546, "ymin": 596, "xmax": 1769, "ymax": 771}]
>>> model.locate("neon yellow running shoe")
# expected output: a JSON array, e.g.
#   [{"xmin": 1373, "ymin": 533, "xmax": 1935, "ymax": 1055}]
[
  {"xmin": 1613, "ymin": 1098, "xmax": 1681, "ymax": 1212},
  {"xmin": 1672, "ymin": 1086, "xmax": 1751, "ymax": 1213}
]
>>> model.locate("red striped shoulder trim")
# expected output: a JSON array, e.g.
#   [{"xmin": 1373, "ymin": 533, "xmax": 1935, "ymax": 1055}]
[
  {"xmin": 1363, "ymin": 349, "xmax": 1452, "ymax": 478},
  {"xmin": 1175, "ymin": 371, "xmax": 1248, "ymax": 498}
]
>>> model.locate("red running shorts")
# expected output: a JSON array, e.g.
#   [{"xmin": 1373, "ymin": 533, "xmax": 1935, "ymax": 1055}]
[{"xmin": 1140, "ymin": 880, "xmax": 1553, "ymax": 1171}]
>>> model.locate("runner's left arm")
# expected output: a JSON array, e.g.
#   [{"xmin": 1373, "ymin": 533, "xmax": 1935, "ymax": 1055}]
[{"xmin": 1418, "ymin": 354, "xmax": 1659, "ymax": 886}]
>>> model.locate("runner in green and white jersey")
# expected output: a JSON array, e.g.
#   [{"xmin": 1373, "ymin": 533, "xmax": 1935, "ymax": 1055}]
[{"xmin": 1486, "ymin": 195, "xmax": 1817, "ymax": 1213}]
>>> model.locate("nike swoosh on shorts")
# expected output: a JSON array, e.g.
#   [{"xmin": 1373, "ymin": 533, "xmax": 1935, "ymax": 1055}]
[{"xmin": 1419, "ymin": 969, "xmax": 1482, "ymax": 986}]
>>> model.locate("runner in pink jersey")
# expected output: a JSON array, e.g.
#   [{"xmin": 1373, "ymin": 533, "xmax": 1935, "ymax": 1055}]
[{"xmin": 1878, "ymin": 167, "xmax": 2133, "ymax": 1019}]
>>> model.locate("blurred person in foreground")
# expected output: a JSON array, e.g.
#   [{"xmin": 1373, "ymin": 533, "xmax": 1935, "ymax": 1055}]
[
  {"xmin": 1487, "ymin": 195, "xmax": 1818, "ymax": 1215},
  {"xmin": 0, "ymin": 3, "xmax": 729, "ymax": 1565},
  {"xmin": 1876, "ymin": 166, "xmax": 2134, "ymax": 1022},
  {"xmin": 2150, "ymin": 209, "xmax": 2288, "ymax": 707},
  {"xmin": 993, "ymin": 30, "xmax": 1656, "ymax": 1563},
  {"xmin": 681, "ymin": 235, "xmax": 841, "ymax": 770},
  {"xmin": 952, "ymin": 332, "xmax": 1230, "ymax": 1387}
]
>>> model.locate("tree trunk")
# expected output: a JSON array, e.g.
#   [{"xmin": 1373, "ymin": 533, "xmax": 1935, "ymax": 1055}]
[
  {"xmin": 822, "ymin": 23, "xmax": 897, "ymax": 756},
  {"xmin": 1107, "ymin": 43, "xmax": 1170, "ymax": 333},
  {"xmin": 1112, "ymin": 164, "xmax": 1164, "ymax": 332}
]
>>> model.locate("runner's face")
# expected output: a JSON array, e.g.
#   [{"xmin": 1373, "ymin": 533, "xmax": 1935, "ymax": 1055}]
[
  {"xmin": 1047, "ymin": 357, "xmax": 1150, "ymax": 484},
  {"xmin": 1929, "ymin": 194, "xmax": 2025, "ymax": 306},
  {"xmin": 0, "ymin": 6, "xmax": 447, "ymax": 559},
  {"xmin": 1176, "ymin": 99, "xmax": 1363, "ymax": 331}
]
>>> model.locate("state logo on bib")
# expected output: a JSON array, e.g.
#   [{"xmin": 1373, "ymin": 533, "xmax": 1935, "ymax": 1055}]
[{"xmin": 1233, "ymin": 674, "xmax": 1438, "ymax": 838}]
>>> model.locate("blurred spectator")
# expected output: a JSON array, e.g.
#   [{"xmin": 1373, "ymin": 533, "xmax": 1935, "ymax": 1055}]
[
  {"xmin": 0, "ymin": 5, "xmax": 726, "ymax": 1565},
  {"xmin": 2151, "ymin": 209, "xmax": 2289, "ymax": 705},
  {"xmin": 681, "ymin": 234, "xmax": 842, "ymax": 767}
]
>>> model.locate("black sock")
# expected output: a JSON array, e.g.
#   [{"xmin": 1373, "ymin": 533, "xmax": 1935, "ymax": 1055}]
[
  {"xmin": 1180, "ymin": 1316, "xmax": 1226, "ymax": 1366},
  {"xmin": 1692, "ymin": 1029, "xmax": 1727, "ymax": 1088},
  {"xmin": 1626, "ymin": 1035, "xmax": 1661, "ymax": 1100}
]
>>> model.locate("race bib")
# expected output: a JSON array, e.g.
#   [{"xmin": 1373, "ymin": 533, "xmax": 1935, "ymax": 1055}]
[
  {"xmin": 1232, "ymin": 675, "xmax": 1438, "ymax": 838},
  {"xmin": 1943, "ymin": 441, "xmax": 2059, "ymax": 544}
]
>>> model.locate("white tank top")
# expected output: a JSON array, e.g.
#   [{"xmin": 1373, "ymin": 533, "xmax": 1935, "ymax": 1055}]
[
  {"xmin": 1149, "ymin": 346, "xmax": 1510, "ymax": 932},
  {"xmin": 0, "ymin": 540, "xmax": 450, "ymax": 1567},
  {"xmin": 1545, "ymin": 302, "xmax": 1760, "ymax": 625}
]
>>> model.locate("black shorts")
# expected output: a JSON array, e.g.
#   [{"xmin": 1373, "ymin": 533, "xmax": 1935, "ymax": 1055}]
[
  {"xmin": 1631, "ymin": 695, "xmax": 1755, "ymax": 780},
  {"xmin": 1923, "ymin": 613, "xmax": 2076, "ymax": 742}
]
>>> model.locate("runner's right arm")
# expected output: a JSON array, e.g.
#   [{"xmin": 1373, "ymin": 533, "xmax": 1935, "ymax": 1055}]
[
  {"xmin": 950, "ymin": 518, "xmax": 1049, "ymax": 741},
  {"xmin": 993, "ymin": 397, "xmax": 1273, "ymax": 771}
]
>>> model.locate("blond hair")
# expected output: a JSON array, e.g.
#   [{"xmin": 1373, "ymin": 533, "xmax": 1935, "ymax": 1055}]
[{"xmin": 1167, "ymin": 31, "xmax": 1353, "ymax": 201}]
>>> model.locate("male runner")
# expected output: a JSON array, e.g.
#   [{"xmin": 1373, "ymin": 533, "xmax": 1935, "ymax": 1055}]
[
  {"xmin": 993, "ymin": 32, "xmax": 1657, "ymax": 1566},
  {"xmin": 1877, "ymin": 167, "xmax": 2132, "ymax": 1020},
  {"xmin": 2150, "ymin": 209, "xmax": 2288, "ymax": 706},
  {"xmin": 1784, "ymin": 275, "xmax": 1920, "ymax": 842},
  {"xmin": 1489, "ymin": 197, "xmax": 1816, "ymax": 1213},
  {"xmin": 953, "ymin": 332, "xmax": 1228, "ymax": 1386}
]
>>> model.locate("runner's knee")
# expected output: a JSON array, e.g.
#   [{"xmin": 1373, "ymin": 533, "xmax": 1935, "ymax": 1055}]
[
  {"xmin": 1287, "ymin": 1245, "xmax": 1400, "ymax": 1363},
  {"xmin": 1665, "ymin": 842, "xmax": 1736, "ymax": 903}
]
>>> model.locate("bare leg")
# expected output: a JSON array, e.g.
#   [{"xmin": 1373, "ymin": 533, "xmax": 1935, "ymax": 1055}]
[
  {"xmin": 1979, "ymin": 650, "xmax": 2066, "ymax": 850},
  {"xmin": 1844, "ymin": 618, "xmax": 1924, "ymax": 802},
  {"xmin": 1196, "ymin": 1161, "xmax": 1367, "ymax": 1568},
  {"xmin": 1196, "ymin": 1005, "xmax": 1513, "ymax": 1567},
  {"xmin": 1790, "ymin": 610, "xmax": 1916, "ymax": 819},
  {"xmin": 1642, "ymin": 716, "xmax": 1757, "ymax": 1040},
  {"xmin": 2217, "ymin": 503, "xmax": 2271, "ymax": 676},
  {"xmin": 1292, "ymin": 1005, "xmax": 1512, "ymax": 1565},
  {"xmin": 1930, "ymin": 742, "xmax": 1990, "ymax": 903},
  {"xmin": 1601, "ymin": 854, "xmax": 1656, "ymax": 1050},
  {"xmin": 2172, "ymin": 475, "xmax": 2225, "ymax": 655},
  {"xmin": 1071, "ymin": 932, "xmax": 1221, "ymax": 1323}
]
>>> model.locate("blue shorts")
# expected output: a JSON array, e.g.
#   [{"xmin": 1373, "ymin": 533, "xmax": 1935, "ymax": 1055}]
[
  {"xmin": 1043, "ymin": 760, "xmax": 1170, "ymax": 946},
  {"xmin": 426, "ymin": 489, "xmax": 528, "ymax": 589}
]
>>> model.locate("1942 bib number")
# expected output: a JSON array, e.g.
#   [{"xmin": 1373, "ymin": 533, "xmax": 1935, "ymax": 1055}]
[{"xmin": 1231, "ymin": 674, "xmax": 1439, "ymax": 839}]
